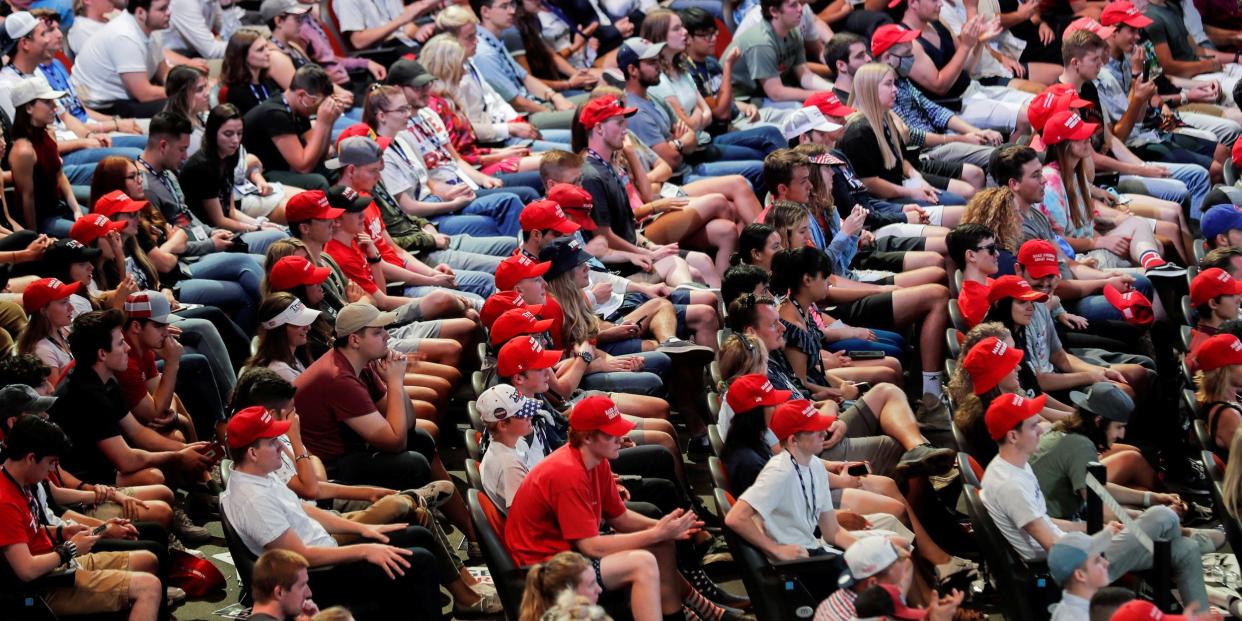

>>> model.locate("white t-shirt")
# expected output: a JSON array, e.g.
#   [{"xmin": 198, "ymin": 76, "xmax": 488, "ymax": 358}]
[
  {"xmin": 221, "ymin": 467, "xmax": 336, "ymax": 557},
  {"xmin": 67, "ymin": 16, "xmax": 106, "ymax": 56},
  {"xmin": 333, "ymin": 0, "xmax": 414, "ymax": 46},
  {"xmin": 71, "ymin": 12, "xmax": 164, "ymax": 106},
  {"xmin": 480, "ymin": 439, "xmax": 532, "ymax": 512},
  {"xmin": 980, "ymin": 456, "xmax": 1063, "ymax": 561},
  {"xmin": 738, "ymin": 452, "xmax": 835, "ymax": 552}
]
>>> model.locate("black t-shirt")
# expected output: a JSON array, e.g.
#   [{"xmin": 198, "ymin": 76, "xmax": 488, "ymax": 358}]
[
  {"xmin": 580, "ymin": 155, "xmax": 637, "ymax": 245},
  {"xmin": 49, "ymin": 366, "xmax": 128, "ymax": 484},
  {"xmin": 242, "ymin": 97, "xmax": 308, "ymax": 174},
  {"xmin": 839, "ymin": 117, "xmax": 905, "ymax": 186},
  {"xmin": 179, "ymin": 150, "xmax": 232, "ymax": 223},
  {"xmin": 225, "ymin": 78, "xmax": 280, "ymax": 117}
]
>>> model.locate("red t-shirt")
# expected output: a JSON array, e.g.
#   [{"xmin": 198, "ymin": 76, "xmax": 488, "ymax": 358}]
[
  {"xmin": 484, "ymin": 288, "xmax": 567, "ymax": 350},
  {"xmin": 291, "ymin": 349, "xmax": 388, "ymax": 461},
  {"xmin": 363, "ymin": 203, "xmax": 402, "ymax": 267},
  {"xmin": 325, "ymin": 238, "xmax": 380, "ymax": 294},
  {"xmin": 504, "ymin": 445, "xmax": 626, "ymax": 566},
  {"xmin": 0, "ymin": 471, "xmax": 52, "ymax": 556},
  {"xmin": 116, "ymin": 336, "xmax": 159, "ymax": 410},
  {"xmin": 958, "ymin": 278, "xmax": 993, "ymax": 330}
]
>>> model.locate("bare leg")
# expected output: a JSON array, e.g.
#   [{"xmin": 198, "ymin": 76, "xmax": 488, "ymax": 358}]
[
  {"xmin": 893, "ymin": 266, "xmax": 946, "ymax": 287},
  {"xmin": 685, "ymin": 304, "xmax": 720, "ymax": 348},
  {"xmin": 1103, "ymin": 449, "xmax": 1159, "ymax": 490},
  {"xmin": 860, "ymin": 383, "xmax": 930, "ymax": 450},
  {"xmin": 614, "ymin": 394, "xmax": 671, "ymax": 420},
  {"xmin": 624, "ymin": 298, "xmax": 677, "ymax": 342},
  {"xmin": 600, "ymin": 550, "xmax": 663, "ymax": 621},
  {"xmin": 682, "ymin": 175, "xmax": 762, "ymax": 224},
  {"xmin": 891, "ymin": 284, "xmax": 949, "ymax": 373},
  {"xmin": 653, "ymin": 255, "xmax": 694, "ymax": 287},
  {"xmin": 682, "ymin": 251, "xmax": 721, "ymax": 288},
  {"xmin": 414, "ymin": 337, "xmax": 464, "ymax": 368},
  {"xmin": 126, "ymin": 570, "xmax": 162, "ymax": 621}
]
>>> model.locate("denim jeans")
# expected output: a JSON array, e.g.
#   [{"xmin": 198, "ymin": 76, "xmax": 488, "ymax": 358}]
[
  {"xmin": 825, "ymin": 331, "xmax": 906, "ymax": 358},
  {"xmin": 64, "ymin": 164, "xmax": 97, "ymax": 187},
  {"xmin": 238, "ymin": 228, "xmax": 289, "ymax": 255},
  {"xmin": 38, "ymin": 215, "xmax": 75, "ymax": 237},
  {"xmin": 156, "ymin": 352, "xmax": 224, "ymax": 441},
  {"xmin": 430, "ymin": 191, "xmax": 524, "ymax": 237},
  {"xmin": 711, "ymin": 125, "xmax": 786, "ymax": 160},
  {"xmin": 668, "ymin": 0, "xmax": 724, "ymax": 18},
  {"xmin": 174, "ymin": 316, "xmax": 238, "ymax": 396},
  {"xmin": 404, "ymin": 281, "xmax": 489, "ymax": 306},
  {"xmin": 477, "ymin": 182, "xmax": 539, "ymax": 204},
  {"xmin": 423, "ymin": 249, "xmax": 504, "ymax": 273},
  {"xmin": 580, "ymin": 351, "xmax": 670, "ymax": 396},
  {"xmin": 182, "ymin": 253, "xmax": 264, "ymax": 329},
  {"xmin": 1103, "ymin": 505, "xmax": 1208, "ymax": 610},
  {"xmin": 493, "ymin": 170, "xmax": 545, "ymax": 197},
  {"xmin": 1118, "ymin": 161, "xmax": 1210, "ymax": 220},
  {"xmin": 1069, "ymin": 275, "xmax": 1154, "ymax": 321},
  {"xmin": 62, "ymin": 143, "xmax": 146, "ymax": 168},
  {"xmin": 685, "ymin": 159, "xmax": 765, "ymax": 194}
]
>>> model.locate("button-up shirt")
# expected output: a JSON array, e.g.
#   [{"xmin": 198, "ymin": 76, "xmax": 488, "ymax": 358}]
[
  {"xmin": 893, "ymin": 77, "xmax": 954, "ymax": 148},
  {"xmin": 474, "ymin": 27, "xmax": 530, "ymax": 103}
]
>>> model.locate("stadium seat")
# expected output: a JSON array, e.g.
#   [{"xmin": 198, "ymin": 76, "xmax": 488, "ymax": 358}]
[
  {"xmin": 947, "ymin": 299, "xmax": 968, "ymax": 333},
  {"xmin": 465, "ymin": 458, "xmax": 484, "ymax": 494},
  {"xmin": 465, "ymin": 429, "xmax": 483, "ymax": 461},
  {"xmin": 1201, "ymin": 450, "xmax": 1242, "ymax": 560},
  {"xmin": 466, "ymin": 401, "xmax": 484, "ymax": 432},
  {"xmin": 466, "ymin": 489, "xmax": 528, "ymax": 619},
  {"xmin": 961, "ymin": 480, "xmax": 1056, "ymax": 621},
  {"xmin": 707, "ymin": 424, "xmax": 724, "ymax": 457}
]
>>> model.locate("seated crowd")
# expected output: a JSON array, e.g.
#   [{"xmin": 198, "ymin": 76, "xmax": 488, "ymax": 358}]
[{"xmin": 2, "ymin": 0, "xmax": 1242, "ymax": 620}]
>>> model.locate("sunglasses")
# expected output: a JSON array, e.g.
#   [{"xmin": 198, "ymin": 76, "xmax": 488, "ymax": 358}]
[{"xmin": 974, "ymin": 243, "xmax": 999, "ymax": 255}]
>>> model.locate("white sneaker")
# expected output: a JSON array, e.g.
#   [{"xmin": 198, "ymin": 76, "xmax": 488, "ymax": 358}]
[{"xmin": 936, "ymin": 556, "xmax": 979, "ymax": 582}]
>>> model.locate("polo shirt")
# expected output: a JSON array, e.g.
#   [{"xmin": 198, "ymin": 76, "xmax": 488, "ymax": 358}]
[
  {"xmin": 504, "ymin": 444, "xmax": 626, "ymax": 566},
  {"xmin": 724, "ymin": 18, "xmax": 805, "ymax": 102},
  {"xmin": 291, "ymin": 349, "xmax": 387, "ymax": 461},
  {"xmin": 1030, "ymin": 430, "xmax": 1095, "ymax": 519},
  {"xmin": 70, "ymin": 11, "xmax": 162, "ymax": 106},
  {"xmin": 243, "ymin": 96, "xmax": 310, "ymax": 174},
  {"xmin": 49, "ymin": 366, "xmax": 129, "ymax": 484},
  {"xmin": 474, "ymin": 27, "xmax": 530, "ymax": 103},
  {"xmin": 738, "ymin": 452, "xmax": 834, "ymax": 552},
  {"xmin": 0, "ymin": 470, "xmax": 52, "ymax": 556},
  {"xmin": 116, "ymin": 337, "xmax": 159, "ymax": 410},
  {"xmin": 324, "ymin": 237, "xmax": 381, "ymax": 294},
  {"xmin": 581, "ymin": 155, "xmax": 637, "ymax": 245},
  {"xmin": 220, "ymin": 467, "xmax": 336, "ymax": 557},
  {"xmin": 980, "ymin": 456, "xmax": 1062, "ymax": 561}
]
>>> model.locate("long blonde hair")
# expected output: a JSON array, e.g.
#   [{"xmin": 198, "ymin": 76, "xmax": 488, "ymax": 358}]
[
  {"xmin": 963, "ymin": 188, "xmax": 1023, "ymax": 252},
  {"xmin": 545, "ymin": 269, "xmax": 598, "ymax": 346},
  {"xmin": 518, "ymin": 552, "xmax": 593, "ymax": 621},
  {"xmin": 1196, "ymin": 367, "xmax": 1237, "ymax": 407},
  {"xmin": 419, "ymin": 34, "xmax": 468, "ymax": 112},
  {"xmin": 1050, "ymin": 141, "xmax": 1092, "ymax": 231},
  {"xmin": 849, "ymin": 63, "xmax": 906, "ymax": 171},
  {"xmin": 718, "ymin": 332, "xmax": 768, "ymax": 391},
  {"xmin": 1223, "ymin": 429, "xmax": 1242, "ymax": 519}
]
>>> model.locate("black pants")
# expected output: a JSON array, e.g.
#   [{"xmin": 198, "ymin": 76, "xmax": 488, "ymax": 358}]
[
  {"xmin": 97, "ymin": 98, "xmax": 168, "ymax": 119},
  {"xmin": 308, "ymin": 525, "xmax": 443, "ymax": 621},
  {"xmin": 324, "ymin": 428, "xmax": 437, "ymax": 490},
  {"xmin": 176, "ymin": 305, "xmax": 250, "ymax": 373}
]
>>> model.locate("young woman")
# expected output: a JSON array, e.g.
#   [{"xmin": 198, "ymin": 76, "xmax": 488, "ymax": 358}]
[
  {"xmin": 179, "ymin": 105, "xmax": 289, "ymax": 252},
  {"xmin": 162, "ymin": 65, "xmax": 211, "ymax": 153},
  {"xmin": 518, "ymin": 551, "xmax": 601, "ymax": 621},
  {"xmin": 840, "ymin": 63, "xmax": 973, "ymax": 210},
  {"xmin": 9, "ymin": 84, "xmax": 83, "ymax": 237},
  {"xmin": 17, "ymin": 278, "xmax": 76, "ymax": 384},
  {"xmin": 222, "ymin": 29, "xmax": 283, "ymax": 115},
  {"xmin": 244, "ymin": 293, "xmax": 319, "ymax": 382},
  {"xmin": 63, "ymin": 215, "xmax": 133, "ymax": 316},
  {"xmin": 729, "ymin": 223, "xmax": 782, "ymax": 272},
  {"xmin": 514, "ymin": 0, "xmax": 600, "ymax": 74},
  {"xmin": 1195, "ymin": 333, "xmax": 1242, "ymax": 457}
]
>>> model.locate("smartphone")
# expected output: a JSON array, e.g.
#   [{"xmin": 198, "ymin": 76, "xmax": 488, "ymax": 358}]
[
  {"xmin": 847, "ymin": 463, "xmax": 870, "ymax": 477},
  {"xmin": 847, "ymin": 350, "xmax": 885, "ymax": 360},
  {"xmin": 91, "ymin": 523, "xmax": 108, "ymax": 535},
  {"xmin": 628, "ymin": 314, "xmax": 649, "ymax": 327},
  {"xmin": 852, "ymin": 382, "xmax": 872, "ymax": 394}
]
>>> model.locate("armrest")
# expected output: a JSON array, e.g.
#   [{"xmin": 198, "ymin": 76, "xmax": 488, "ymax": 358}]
[{"xmin": 770, "ymin": 552, "xmax": 841, "ymax": 568}]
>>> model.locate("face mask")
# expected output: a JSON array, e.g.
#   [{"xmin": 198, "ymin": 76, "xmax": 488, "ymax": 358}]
[{"xmin": 894, "ymin": 54, "xmax": 915, "ymax": 77}]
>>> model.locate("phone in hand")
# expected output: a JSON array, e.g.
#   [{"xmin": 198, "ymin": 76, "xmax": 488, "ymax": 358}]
[
  {"xmin": 847, "ymin": 350, "xmax": 885, "ymax": 360},
  {"xmin": 846, "ymin": 463, "xmax": 870, "ymax": 477},
  {"xmin": 628, "ymin": 314, "xmax": 649, "ymax": 327},
  {"xmin": 852, "ymin": 382, "xmax": 872, "ymax": 394},
  {"xmin": 91, "ymin": 523, "xmax": 108, "ymax": 535}
]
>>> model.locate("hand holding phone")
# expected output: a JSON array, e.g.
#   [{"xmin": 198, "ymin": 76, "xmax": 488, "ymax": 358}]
[
  {"xmin": 846, "ymin": 463, "xmax": 870, "ymax": 477},
  {"xmin": 91, "ymin": 523, "xmax": 108, "ymax": 536}
]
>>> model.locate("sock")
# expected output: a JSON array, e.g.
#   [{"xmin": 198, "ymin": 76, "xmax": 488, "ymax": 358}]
[
  {"xmin": 1139, "ymin": 250, "xmax": 1166, "ymax": 269},
  {"xmin": 683, "ymin": 589, "xmax": 722, "ymax": 621},
  {"xmin": 922, "ymin": 371, "xmax": 943, "ymax": 397}
]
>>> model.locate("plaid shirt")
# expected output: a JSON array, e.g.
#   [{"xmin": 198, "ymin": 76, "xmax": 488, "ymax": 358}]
[{"xmin": 893, "ymin": 78, "xmax": 954, "ymax": 148}]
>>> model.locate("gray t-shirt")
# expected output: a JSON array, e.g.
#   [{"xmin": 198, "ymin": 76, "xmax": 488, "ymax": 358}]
[
  {"xmin": 1026, "ymin": 302, "xmax": 1062, "ymax": 374},
  {"xmin": 723, "ymin": 18, "xmax": 806, "ymax": 102},
  {"xmin": 1030, "ymin": 430, "xmax": 1095, "ymax": 519},
  {"xmin": 1143, "ymin": 1, "xmax": 1197, "ymax": 62}
]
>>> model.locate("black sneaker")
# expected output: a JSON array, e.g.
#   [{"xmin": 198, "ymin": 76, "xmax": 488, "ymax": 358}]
[
  {"xmin": 658, "ymin": 338, "xmax": 715, "ymax": 365},
  {"xmin": 173, "ymin": 507, "xmax": 211, "ymax": 545},
  {"xmin": 1145, "ymin": 262, "xmax": 1187, "ymax": 278},
  {"xmin": 895, "ymin": 444, "xmax": 956, "ymax": 477}
]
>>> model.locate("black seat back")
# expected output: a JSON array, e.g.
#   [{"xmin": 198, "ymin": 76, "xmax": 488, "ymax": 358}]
[
  {"xmin": 961, "ymin": 481, "xmax": 1055, "ymax": 621},
  {"xmin": 1202, "ymin": 450, "xmax": 1242, "ymax": 560},
  {"xmin": 948, "ymin": 299, "xmax": 968, "ymax": 333},
  {"xmin": 465, "ymin": 458, "xmax": 484, "ymax": 493},
  {"xmin": 221, "ymin": 508, "xmax": 258, "ymax": 605},
  {"xmin": 467, "ymin": 489, "xmax": 525, "ymax": 619}
]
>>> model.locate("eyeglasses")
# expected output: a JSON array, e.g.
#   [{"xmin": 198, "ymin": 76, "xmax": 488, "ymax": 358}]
[
  {"xmin": 690, "ymin": 30, "xmax": 717, "ymax": 38},
  {"xmin": 974, "ymin": 243, "xmax": 999, "ymax": 255},
  {"xmin": 383, "ymin": 105, "xmax": 412, "ymax": 114}
]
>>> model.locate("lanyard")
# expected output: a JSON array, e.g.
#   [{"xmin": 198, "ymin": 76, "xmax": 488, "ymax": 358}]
[
  {"xmin": 479, "ymin": 30, "xmax": 524, "ymax": 93},
  {"xmin": 586, "ymin": 148, "xmax": 629, "ymax": 194},
  {"xmin": 1, "ymin": 466, "xmax": 45, "ymax": 529},
  {"xmin": 788, "ymin": 297, "xmax": 826, "ymax": 376},
  {"xmin": 789, "ymin": 455, "xmax": 818, "ymax": 531},
  {"xmin": 137, "ymin": 157, "xmax": 184, "ymax": 211},
  {"xmin": 249, "ymin": 82, "xmax": 270, "ymax": 104}
]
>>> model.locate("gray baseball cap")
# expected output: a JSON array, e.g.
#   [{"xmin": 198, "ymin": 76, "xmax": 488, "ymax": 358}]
[
  {"xmin": 260, "ymin": 0, "xmax": 311, "ymax": 24},
  {"xmin": 1048, "ymin": 531, "xmax": 1111, "ymax": 586},
  {"xmin": 1069, "ymin": 382, "xmax": 1133, "ymax": 423},
  {"xmin": 325, "ymin": 136, "xmax": 382, "ymax": 170},
  {"xmin": 0, "ymin": 385, "xmax": 56, "ymax": 420},
  {"xmin": 616, "ymin": 37, "xmax": 666, "ymax": 72}
]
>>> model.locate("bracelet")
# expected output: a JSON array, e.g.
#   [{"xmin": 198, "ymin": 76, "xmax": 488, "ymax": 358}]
[
  {"xmin": 1143, "ymin": 491, "xmax": 1152, "ymax": 507},
  {"xmin": 295, "ymin": 454, "xmax": 311, "ymax": 463},
  {"xmin": 56, "ymin": 525, "xmax": 63, "ymax": 542},
  {"xmin": 1179, "ymin": 91, "xmax": 1189, "ymax": 105},
  {"xmin": 366, "ymin": 255, "xmax": 382, "ymax": 264},
  {"xmin": 55, "ymin": 541, "xmax": 78, "ymax": 565}
]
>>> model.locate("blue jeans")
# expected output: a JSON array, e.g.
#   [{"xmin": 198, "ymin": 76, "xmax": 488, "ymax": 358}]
[
  {"xmin": 182, "ymin": 253, "xmax": 264, "ymax": 329},
  {"xmin": 477, "ymin": 183, "xmax": 539, "ymax": 204},
  {"xmin": 423, "ymin": 235, "xmax": 516, "ymax": 272},
  {"xmin": 174, "ymin": 316, "xmax": 237, "ymax": 397},
  {"xmin": 64, "ymin": 164, "xmax": 98, "ymax": 187},
  {"xmin": 1119, "ymin": 161, "xmax": 1211, "ymax": 220},
  {"xmin": 711, "ymin": 125, "xmax": 786, "ymax": 160},
  {"xmin": 238, "ymin": 228, "xmax": 288, "ymax": 255},
  {"xmin": 580, "ymin": 351, "xmax": 670, "ymax": 396},
  {"xmin": 62, "ymin": 143, "xmax": 146, "ymax": 168},
  {"xmin": 685, "ymin": 160, "xmax": 765, "ymax": 194},
  {"xmin": 494, "ymin": 171, "xmax": 545, "ymax": 197},
  {"xmin": 430, "ymin": 191, "xmax": 524, "ymax": 237},
  {"xmin": 668, "ymin": 0, "xmax": 724, "ymax": 19},
  {"xmin": 38, "ymin": 215, "xmax": 75, "ymax": 237},
  {"xmin": 161, "ymin": 352, "xmax": 224, "ymax": 441},
  {"xmin": 404, "ymin": 270, "xmax": 493, "ymax": 301},
  {"xmin": 1070, "ymin": 275, "xmax": 1154, "ymax": 321},
  {"xmin": 826, "ymin": 328, "xmax": 906, "ymax": 358}
]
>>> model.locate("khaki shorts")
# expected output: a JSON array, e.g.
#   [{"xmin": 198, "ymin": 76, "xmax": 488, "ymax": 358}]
[{"xmin": 42, "ymin": 551, "xmax": 133, "ymax": 615}]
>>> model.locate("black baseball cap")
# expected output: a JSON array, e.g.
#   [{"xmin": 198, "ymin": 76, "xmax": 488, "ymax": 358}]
[{"xmin": 386, "ymin": 59, "xmax": 435, "ymax": 88}]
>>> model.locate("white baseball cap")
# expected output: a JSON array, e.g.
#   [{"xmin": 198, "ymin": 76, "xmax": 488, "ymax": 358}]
[
  {"xmin": 261, "ymin": 299, "xmax": 322, "ymax": 330},
  {"xmin": 839, "ymin": 536, "xmax": 899, "ymax": 587},
  {"xmin": 476, "ymin": 384, "xmax": 540, "ymax": 424},
  {"xmin": 782, "ymin": 106, "xmax": 841, "ymax": 141},
  {"xmin": 11, "ymin": 76, "xmax": 65, "ymax": 109}
]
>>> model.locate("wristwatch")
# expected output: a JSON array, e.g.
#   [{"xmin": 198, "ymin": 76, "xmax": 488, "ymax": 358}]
[{"xmin": 577, "ymin": 350, "xmax": 595, "ymax": 364}]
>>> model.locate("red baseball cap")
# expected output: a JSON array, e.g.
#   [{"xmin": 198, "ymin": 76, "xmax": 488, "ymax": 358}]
[
  {"xmin": 519, "ymin": 199, "xmax": 580, "ymax": 235},
  {"xmin": 1100, "ymin": 1, "xmax": 1153, "ymax": 27},
  {"xmin": 1017, "ymin": 239, "xmax": 1061, "ymax": 279},
  {"xmin": 1109, "ymin": 600, "xmax": 1187, "ymax": 621},
  {"xmin": 1102, "ymin": 286, "xmax": 1154, "ymax": 326},
  {"xmin": 578, "ymin": 95, "xmax": 637, "ymax": 130},
  {"xmin": 770, "ymin": 399, "xmax": 838, "ymax": 443},
  {"xmin": 804, "ymin": 91, "xmax": 855, "ymax": 119},
  {"xmin": 1191, "ymin": 267, "xmax": 1242, "ymax": 307},
  {"xmin": 334, "ymin": 122, "xmax": 376, "ymax": 147},
  {"xmin": 226, "ymin": 405, "xmax": 293, "ymax": 449},
  {"xmin": 70, "ymin": 213, "xmax": 126, "ymax": 245},
  {"xmin": 725, "ymin": 374, "xmax": 794, "ymax": 414},
  {"xmin": 569, "ymin": 395, "xmax": 635, "ymax": 436},
  {"xmin": 871, "ymin": 24, "xmax": 919, "ymax": 56},
  {"xmin": 268, "ymin": 256, "xmax": 332, "ymax": 291},
  {"xmin": 22, "ymin": 277, "xmax": 82, "ymax": 314},
  {"xmin": 985, "ymin": 392, "xmax": 1048, "ymax": 441},
  {"xmin": 495, "ymin": 253, "xmax": 551, "ymax": 291},
  {"xmin": 489, "ymin": 307, "xmax": 553, "ymax": 346},
  {"xmin": 285, "ymin": 190, "xmax": 345, "ymax": 223},
  {"xmin": 958, "ymin": 279, "xmax": 991, "ymax": 329},
  {"xmin": 1065, "ymin": 16, "xmax": 1116, "ymax": 39},
  {"xmin": 496, "ymin": 336, "xmax": 562, "ymax": 377},
  {"xmin": 1194, "ymin": 334, "xmax": 1242, "ymax": 372},
  {"xmin": 963, "ymin": 336, "xmax": 1025, "ymax": 395},
  {"xmin": 481, "ymin": 290, "xmax": 525, "ymax": 327},
  {"xmin": 987, "ymin": 275, "xmax": 1049, "ymax": 304},
  {"xmin": 92, "ymin": 189, "xmax": 148, "ymax": 218},
  {"xmin": 548, "ymin": 184, "xmax": 597, "ymax": 232},
  {"xmin": 1042, "ymin": 110, "xmax": 1098, "ymax": 146},
  {"xmin": 1027, "ymin": 84, "xmax": 1091, "ymax": 133}
]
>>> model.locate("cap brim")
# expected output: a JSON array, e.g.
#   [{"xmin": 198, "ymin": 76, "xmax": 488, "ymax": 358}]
[
  {"xmin": 812, "ymin": 121, "xmax": 843, "ymax": 133},
  {"xmin": 1096, "ymin": 26, "xmax": 1117, "ymax": 38},
  {"xmin": 530, "ymin": 316, "xmax": 555, "ymax": 334},
  {"xmin": 529, "ymin": 348, "xmax": 563, "ymax": 370},
  {"xmin": 1121, "ymin": 15, "xmax": 1153, "ymax": 27},
  {"xmin": 599, "ymin": 415, "xmax": 637, "ymax": 437},
  {"xmin": 1065, "ymin": 122, "xmax": 1099, "ymax": 141},
  {"xmin": 1015, "ymin": 290, "xmax": 1050, "ymax": 302},
  {"xmin": 757, "ymin": 388, "xmax": 795, "ymax": 407},
  {"xmin": 56, "ymin": 280, "xmax": 84, "ymax": 300},
  {"xmin": 1069, "ymin": 390, "xmax": 1090, "ymax": 412},
  {"xmin": 287, "ymin": 306, "xmax": 323, "ymax": 327},
  {"xmin": 260, "ymin": 419, "xmax": 294, "ymax": 442},
  {"xmin": 324, "ymin": 158, "xmax": 343, "ymax": 170},
  {"xmin": 525, "ymin": 260, "xmax": 552, "ymax": 280},
  {"xmin": 320, "ymin": 207, "xmax": 346, "ymax": 220},
  {"xmin": 551, "ymin": 219, "xmax": 582, "ymax": 235},
  {"xmin": 1024, "ymin": 263, "xmax": 1061, "ymax": 279},
  {"xmin": 307, "ymin": 265, "xmax": 332, "ymax": 285},
  {"xmin": 367, "ymin": 310, "xmax": 399, "ymax": 328},
  {"xmin": 147, "ymin": 313, "xmax": 184, "ymax": 324},
  {"xmin": 27, "ymin": 395, "xmax": 57, "ymax": 413}
]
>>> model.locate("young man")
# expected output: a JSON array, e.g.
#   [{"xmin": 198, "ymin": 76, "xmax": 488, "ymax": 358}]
[
  {"xmin": 476, "ymin": 383, "xmax": 539, "ymax": 512},
  {"xmin": 242, "ymin": 64, "xmax": 343, "ymax": 191},
  {"xmin": 469, "ymin": 0, "xmax": 576, "ymax": 123},
  {"xmin": 505, "ymin": 395, "xmax": 700, "ymax": 621},
  {"xmin": 618, "ymin": 37, "xmax": 765, "ymax": 191},
  {"xmin": 680, "ymin": 7, "xmax": 787, "ymax": 132},
  {"xmin": 1201, "ymin": 203, "xmax": 1242, "ymax": 251},
  {"xmin": 825, "ymin": 32, "xmax": 870, "ymax": 104},
  {"xmin": 1187, "ymin": 267, "xmax": 1242, "ymax": 364},
  {"xmin": 49, "ymin": 309, "xmax": 213, "ymax": 487},
  {"xmin": 980, "ymin": 393, "xmax": 1211, "ymax": 611},
  {"xmin": 249, "ymin": 549, "xmax": 319, "ymax": 621},
  {"xmin": 1051, "ymin": 534, "xmax": 1125, "ymax": 621},
  {"xmin": 69, "ymin": 0, "xmax": 171, "ymax": 117},
  {"xmin": 220, "ymin": 405, "xmax": 444, "ymax": 621},
  {"xmin": 722, "ymin": 0, "xmax": 835, "ymax": 107},
  {"xmin": 945, "ymin": 223, "xmax": 1000, "ymax": 329},
  {"xmin": 0, "ymin": 415, "xmax": 163, "ymax": 621}
]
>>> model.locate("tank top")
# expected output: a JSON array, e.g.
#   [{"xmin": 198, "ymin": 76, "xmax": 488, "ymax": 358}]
[
  {"xmin": 914, "ymin": 22, "xmax": 972, "ymax": 100},
  {"xmin": 13, "ymin": 128, "xmax": 66, "ymax": 225}
]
